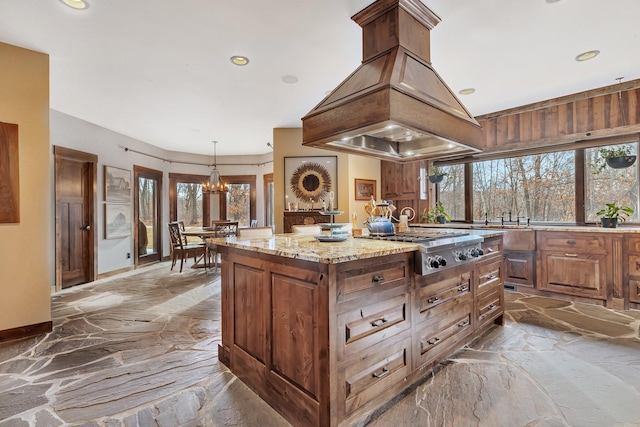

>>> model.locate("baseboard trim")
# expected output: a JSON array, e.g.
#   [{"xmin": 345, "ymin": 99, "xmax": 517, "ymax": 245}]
[
  {"xmin": 97, "ymin": 265, "xmax": 134, "ymax": 280},
  {"xmin": 0, "ymin": 321, "xmax": 52, "ymax": 343}
]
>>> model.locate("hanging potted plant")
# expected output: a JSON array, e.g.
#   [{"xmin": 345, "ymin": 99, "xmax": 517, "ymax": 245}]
[
  {"xmin": 596, "ymin": 202, "xmax": 634, "ymax": 228},
  {"xmin": 590, "ymin": 145, "xmax": 637, "ymax": 174},
  {"xmin": 428, "ymin": 163, "xmax": 448, "ymax": 184},
  {"xmin": 420, "ymin": 201, "xmax": 451, "ymax": 224}
]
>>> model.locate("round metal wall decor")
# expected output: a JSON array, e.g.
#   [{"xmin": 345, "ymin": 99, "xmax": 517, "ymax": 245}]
[{"xmin": 290, "ymin": 162, "xmax": 332, "ymax": 203}]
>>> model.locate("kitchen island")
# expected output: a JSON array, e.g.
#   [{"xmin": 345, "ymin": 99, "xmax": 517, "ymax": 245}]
[{"xmin": 213, "ymin": 232, "xmax": 504, "ymax": 427}]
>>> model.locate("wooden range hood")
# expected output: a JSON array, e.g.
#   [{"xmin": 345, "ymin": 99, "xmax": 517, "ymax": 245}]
[{"xmin": 302, "ymin": 0, "xmax": 483, "ymax": 163}]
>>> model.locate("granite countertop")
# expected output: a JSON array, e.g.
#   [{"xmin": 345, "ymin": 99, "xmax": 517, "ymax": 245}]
[{"xmin": 209, "ymin": 234, "xmax": 419, "ymax": 264}]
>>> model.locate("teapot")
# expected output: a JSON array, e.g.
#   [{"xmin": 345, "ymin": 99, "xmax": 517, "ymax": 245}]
[{"xmin": 365, "ymin": 199, "xmax": 396, "ymax": 236}]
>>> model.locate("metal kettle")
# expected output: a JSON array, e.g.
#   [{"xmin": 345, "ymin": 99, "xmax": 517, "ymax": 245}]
[{"xmin": 365, "ymin": 198, "xmax": 396, "ymax": 236}]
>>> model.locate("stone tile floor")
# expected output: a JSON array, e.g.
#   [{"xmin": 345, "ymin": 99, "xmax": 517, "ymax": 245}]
[{"xmin": 1, "ymin": 262, "xmax": 639, "ymax": 426}]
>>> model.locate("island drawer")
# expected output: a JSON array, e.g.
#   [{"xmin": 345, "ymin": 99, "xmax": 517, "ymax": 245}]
[
  {"xmin": 630, "ymin": 279, "xmax": 640, "ymax": 304},
  {"xmin": 537, "ymin": 232, "xmax": 608, "ymax": 254},
  {"xmin": 336, "ymin": 253, "xmax": 412, "ymax": 304},
  {"xmin": 415, "ymin": 299, "xmax": 473, "ymax": 368},
  {"xmin": 415, "ymin": 276, "xmax": 471, "ymax": 325},
  {"xmin": 337, "ymin": 290, "xmax": 410, "ymax": 359},
  {"xmin": 481, "ymin": 236, "xmax": 503, "ymax": 259},
  {"xmin": 476, "ymin": 285, "xmax": 503, "ymax": 330},
  {"xmin": 476, "ymin": 258, "xmax": 502, "ymax": 295},
  {"xmin": 339, "ymin": 333, "xmax": 412, "ymax": 417}
]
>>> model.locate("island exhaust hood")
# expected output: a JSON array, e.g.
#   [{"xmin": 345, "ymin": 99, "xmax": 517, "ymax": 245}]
[{"xmin": 301, "ymin": 0, "xmax": 483, "ymax": 163}]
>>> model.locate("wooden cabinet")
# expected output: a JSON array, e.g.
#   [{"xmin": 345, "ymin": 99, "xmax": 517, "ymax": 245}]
[
  {"xmin": 625, "ymin": 236, "xmax": 640, "ymax": 307},
  {"xmin": 537, "ymin": 232, "xmax": 609, "ymax": 300},
  {"xmin": 283, "ymin": 210, "xmax": 330, "ymax": 233},
  {"xmin": 503, "ymin": 229, "xmax": 535, "ymax": 288},
  {"xmin": 381, "ymin": 160, "xmax": 421, "ymax": 199}
]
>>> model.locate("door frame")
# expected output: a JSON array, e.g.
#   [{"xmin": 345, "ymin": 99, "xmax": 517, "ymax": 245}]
[
  {"xmin": 53, "ymin": 146, "xmax": 97, "ymax": 292},
  {"xmin": 134, "ymin": 165, "xmax": 163, "ymax": 266}
]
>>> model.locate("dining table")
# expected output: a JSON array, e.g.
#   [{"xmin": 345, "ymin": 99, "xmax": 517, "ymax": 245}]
[{"xmin": 181, "ymin": 221, "xmax": 238, "ymax": 270}]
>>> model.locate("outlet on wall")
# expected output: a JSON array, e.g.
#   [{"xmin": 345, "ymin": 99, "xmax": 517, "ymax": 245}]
[{"xmin": 127, "ymin": 252, "xmax": 131, "ymax": 259}]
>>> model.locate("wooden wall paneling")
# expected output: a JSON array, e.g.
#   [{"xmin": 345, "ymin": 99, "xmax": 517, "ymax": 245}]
[{"xmin": 0, "ymin": 122, "xmax": 19, "ymax": 223}]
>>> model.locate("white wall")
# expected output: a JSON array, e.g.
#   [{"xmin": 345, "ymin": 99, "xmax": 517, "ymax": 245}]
[{"xmin": 51, "ymin": 110, "xmax": 273, "ymax": 276}]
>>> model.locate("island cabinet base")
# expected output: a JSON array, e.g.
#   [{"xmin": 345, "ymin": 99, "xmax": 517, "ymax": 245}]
[{"xmin": 217, "ymin": 245, "xmax": 503, "ymax": 427}]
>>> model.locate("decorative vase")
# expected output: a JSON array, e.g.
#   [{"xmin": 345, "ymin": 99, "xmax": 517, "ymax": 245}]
[
  {"xmin": 606, "ymin": 155, "xmax": 636, "ymax": 169},
  {"xmin": 429, "ymin": 174, "xmax": 444, "ymax": 184},
  {"xmin": 601, "ymin": 217, "xmax": 618, "ymax": 228},
  {"xmin": 436, "ymin": 215, "xmax": 447, "ymax": 224}
]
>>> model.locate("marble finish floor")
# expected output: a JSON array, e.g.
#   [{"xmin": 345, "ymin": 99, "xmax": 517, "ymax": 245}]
[{"xmin": 1, "ymin": 263, "xmax": 640, "ymax": 427}]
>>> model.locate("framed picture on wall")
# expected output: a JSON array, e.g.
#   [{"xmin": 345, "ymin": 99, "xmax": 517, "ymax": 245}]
[
  {"xmin": 354, "ymin": 178, "xmax": 376, "ymax": 200},
  {"xmin": 104, "ymin": 203, "xmax": 132, "ymax": 239},
  {"xmin": 104, "ymin": 165, "xmax": 131, "ymax": 203},
  {"xmin": 284, "ymin": 156, "xmax": 337, "ymax": 209}
]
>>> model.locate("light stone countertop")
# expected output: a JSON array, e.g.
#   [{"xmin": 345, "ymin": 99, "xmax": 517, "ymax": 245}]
[{"xmin": 208, "ymin": 234, "xmax": 419, "ymax": 264}]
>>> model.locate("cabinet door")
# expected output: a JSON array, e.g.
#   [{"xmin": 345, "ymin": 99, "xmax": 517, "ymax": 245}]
[
  {"xmin": 381, "ymin": 160, "xmax": 420, "ymax": 199},
  {"xmin": 539, "ymin": 251, "xmax": 607, "ymax": 299},
  {"xmin": 504, "ymin": 251, "xmax": 535, "ymax": 287}
]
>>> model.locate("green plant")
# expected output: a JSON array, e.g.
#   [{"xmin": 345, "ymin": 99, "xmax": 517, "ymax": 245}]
[
  {"xmin": 429, "ymin": 163, "xmax": 448, "ymax": 177},
  {"xmin": 596, "ymin": 202, "xmax": 634, "ymax": 222},
  {"xmin": 590, "ymin": 145, "xmax": 635, "ymax": 174},
  {"xmin": 420, "ymin": 201, "xmax": 451, "ymax": 224}
]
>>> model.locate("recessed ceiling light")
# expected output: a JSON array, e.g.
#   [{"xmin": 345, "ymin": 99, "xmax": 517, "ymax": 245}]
[
  {"xmin": 230, "ymin": 56, "xmax": 249, "ymax": 66},
  {"xmin": 60, "ymin": 0, "xmax": 88, "ymax": 9},
  {"xmin": 459, "ymin": 88, "xmax": 475, "ymax": 95},
  {"xmin": 575, "ymin": 50, "xmax": 600, "ymax": 62},
  {"xmin": 281, "ymin": 75, "xmax": 299, "ymax": 84}
]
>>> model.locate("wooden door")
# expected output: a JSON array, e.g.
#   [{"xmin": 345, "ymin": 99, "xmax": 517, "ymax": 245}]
[{"xmin": 55, "ymin": 146, "xmax": 96, "ymax": 290}]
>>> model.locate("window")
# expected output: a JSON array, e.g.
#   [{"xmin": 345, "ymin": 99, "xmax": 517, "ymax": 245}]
[
  {"xmin": 471, "ymin": 151, "xmax": 575, "ymax": 223},
  {"xmin": 437, "ymin": 164, "xmax": 465, "ymax": 221},
  {"xmin": 222, "ymin": 175, "xmax": 256, "ymax": 227},
  {"xmin": 169, "ymin": 173, "xmax": 210, "ymax": 231},
  {"xmin": 584, "ymin": 143, "xmax": 639, "ymax": 223}
]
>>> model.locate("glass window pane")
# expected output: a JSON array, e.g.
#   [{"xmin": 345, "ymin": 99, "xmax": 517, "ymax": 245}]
[
  {"xmin": 472, "ymin": 151, "xmax": 575, "ymax": 223},
  {"xmin": 138, "ymin": 177, "xmax": 156, "ymax": 255},
  {"xmin": 177, "ymin": 182, "xmax": 203, "ymax": 230},
  {"xmin": 438, "ymin": 164, "xmax": 465, "ymax": 221},
  {"xmin": 227, "ymin": 183, "xmax": 251, "ymax": 227},
  {"xmin": 585, "ymin": 143, "xmax": 638, "ymax": 223}
]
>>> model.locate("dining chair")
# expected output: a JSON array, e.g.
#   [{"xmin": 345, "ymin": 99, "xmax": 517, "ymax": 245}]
[
  {"xmin": 291, "ymin": 224, "xmax": 322, "ymax": 235},
  {"xmin": 237, "ymin": 226, "xmax": 273, "ymax": 239},
  {"xmin": 167, "ymin": 221, "xmax": 206, "ymax": 272},
  {"xmin": 250, "ymin": 219, "xmax": 258, "ymax": 228}
]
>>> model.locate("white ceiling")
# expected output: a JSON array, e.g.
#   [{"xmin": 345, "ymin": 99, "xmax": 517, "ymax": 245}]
[{"xmin": 1, "ymin": 0, "xmax": 639, "ymax": 157}]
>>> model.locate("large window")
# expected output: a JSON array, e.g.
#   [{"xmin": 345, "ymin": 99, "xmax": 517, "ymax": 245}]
[
  {"xmin": 438, "ymin": 164, "xmax": 465, "ymax": 221},
  {"xmin": 585, "ymin": 143, "xmax": 639, "ymax": 223},
  {"xmin": 222, "ymin": 175, "xmax": 256, "ymax": 227},
  {"xmin": 169, "ymin": 173, "xmax": 210, "ymax": 231},
  {"xmin": 472, "ymin": 151, "xmax": 575, "ymax": 223},
  {"xmin": 440, "ymin": 140, "xmax": 639, "ymax": 225}
]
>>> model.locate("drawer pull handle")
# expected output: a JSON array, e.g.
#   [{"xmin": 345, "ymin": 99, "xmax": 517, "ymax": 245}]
[
  {"xmin": 372, "ymin": 274, "xmax": 385, "ymax": 284},
  {"xmin": 487, "ymin": 248, "xmax": 494, "ymax": 253},
  {"xmin": 371, "ymin": 318, "xmax": 387, "ymax": 327},
  {"xmin": 458, "ymin": 320, "xmax": 470, "ymax": 328},
  {"xmin": 567, "ymin": 240, "xmax": 576, "ymax": 245},
  {"xmin": 488, "ymin": 303, "xmax": 497, "ymax": 311},
  {"xmin": 372, "ymin": 367, "xmax": 389, "ymax": 379},
  {"xmin": 427, "ymin": 337, "xmax": 441, "ymax": 345},
  {"xmin": 487, "ymin": 274, "xmax": 497, "ymax": 280},
  {"xmin": 564, "ymin": 253, "xmax": 578, "ymax": 257},
  {"xmin": 458, "ymin": 285, "xmax": 469, "ymax": 292},
  {"xmin": 427, "ymin": 296, "xmax": 440, "ymax": 304}
]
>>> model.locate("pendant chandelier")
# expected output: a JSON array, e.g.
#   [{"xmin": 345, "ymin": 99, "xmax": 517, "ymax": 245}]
[{"xmin": 203, "ymin": 141, "xmax": 228, "ymax": 193}]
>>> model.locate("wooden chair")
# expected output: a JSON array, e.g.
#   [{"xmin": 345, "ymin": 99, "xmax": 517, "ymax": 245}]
[
  {"xmin": 167, "ymin": 221, "xmax": 206, "ymax": 272},
  {"xmin": 237, "ymin": 226, "xmax": 273, "ymax": 239},
  {"xmin": 250, "ymin": 219, "xmax": 258, "ymax": 228}
]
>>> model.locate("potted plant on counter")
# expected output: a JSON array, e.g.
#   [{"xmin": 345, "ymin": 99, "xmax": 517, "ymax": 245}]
[
  {"xmin": 596, "ymin": 202, "xmax": 634, "ymax": 228},
  {"xmin": 590, "ymin": 145, "xmax": 637, "ymax": 174},
  {"xmin": 421, "ymin": 201, "xmax": 451, "ymax": 224},
  {"xmin": 428, "ymin": 163, "xmax": 448, "ymax": 184}
]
